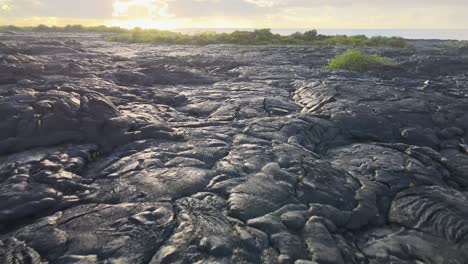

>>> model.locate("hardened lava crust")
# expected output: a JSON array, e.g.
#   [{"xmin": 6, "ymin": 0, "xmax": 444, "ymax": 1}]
[{"xmin": 1, "ymin": 32, "xmax": 468, "ymax": 264}]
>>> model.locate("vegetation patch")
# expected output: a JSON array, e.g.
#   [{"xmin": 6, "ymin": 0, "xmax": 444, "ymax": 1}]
[
  {"xmin": 0, "ymin": 25, "xmax": 409, "ymax": 48},
  {"xmin": 325, "ymin": 50, "xmax": 399, "ymax": 72},
  {"xmin": 106, "ymin": 28, "xmax": 408, "ymax": 48},
  {"xmin": 440, "ymin": 40, "xmax": 468, "ymax": 49}
]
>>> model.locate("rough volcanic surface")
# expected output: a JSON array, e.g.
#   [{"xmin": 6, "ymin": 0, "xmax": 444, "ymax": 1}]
[{"xmin": 1, "ymin": 33, "xmax": 468, "ymax": 264}]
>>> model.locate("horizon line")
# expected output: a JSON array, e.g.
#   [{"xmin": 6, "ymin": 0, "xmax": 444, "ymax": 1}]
[{"xmin": 175, "ymin": 28, "xmax": 468, "ymax": 30}]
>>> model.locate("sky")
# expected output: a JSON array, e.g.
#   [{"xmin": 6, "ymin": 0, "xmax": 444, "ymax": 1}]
[{"xmin": 0, "ymin": 0, "xmax": 467, "ymax": 29}]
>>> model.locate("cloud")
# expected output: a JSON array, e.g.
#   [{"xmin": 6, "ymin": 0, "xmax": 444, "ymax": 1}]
[
  {"xmin": 0, "ymin": 0, "xmax": 42, "ymax": 16},
  {"xmin": 243, "ymin": 0, "xmax": 285, "ymax": 7},
  {"xmin": 0, "ymin": 0, "xmax": 467, "ymax": 29},
  {"xmin": 0, "ymin": 0, "xmax": 115, "ymax": 19}
]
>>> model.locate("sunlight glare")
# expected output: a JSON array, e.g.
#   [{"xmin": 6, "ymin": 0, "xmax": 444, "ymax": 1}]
[
  {"xmin": 110, "ymin": 0, "xmax": 176, "ymax": 29},
  {"xmin": 109, "ymin": 18, "xmax": 178, "ymax": 30}
]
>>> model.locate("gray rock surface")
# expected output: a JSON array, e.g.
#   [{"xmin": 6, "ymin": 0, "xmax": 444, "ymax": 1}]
[{"xmin": 0, "ymin": 33, "xmax": 467, "ymax": 263}]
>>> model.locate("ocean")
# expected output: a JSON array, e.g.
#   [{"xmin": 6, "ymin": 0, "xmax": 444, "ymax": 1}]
[{"xmin": 175, "ymin": 28, "xmax": 468, "ymax": 40}]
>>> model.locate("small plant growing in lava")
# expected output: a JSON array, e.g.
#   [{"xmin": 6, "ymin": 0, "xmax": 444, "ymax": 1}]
[{"xmin": 325, "ymin": 50, "xmax": 399, "ymax": 72}]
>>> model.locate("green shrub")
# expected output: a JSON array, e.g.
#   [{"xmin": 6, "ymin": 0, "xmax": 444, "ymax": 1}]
[
  {"xmin": 441, "ymin": 40, "xmax": 468, "ymax": 48},
  {"xmin": 325, "ymin": 50, "xmax": 398, "ymax": 72}
]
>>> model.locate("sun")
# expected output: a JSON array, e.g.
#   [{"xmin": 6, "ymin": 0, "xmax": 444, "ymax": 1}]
[{"xmin": 109, "ymin": 0, "xmax": 176, "ymax": 29}]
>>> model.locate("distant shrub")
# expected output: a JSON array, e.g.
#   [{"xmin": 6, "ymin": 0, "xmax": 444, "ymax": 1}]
[
  {"xmin": 441, "ymin": 40, "xmax": 468, "ymax": 49},
  {"xmin": 303, "ymin": 30, "xmax": 318, "ymax": 40},
  {"xmin": 325, "ymin": 50, "xmax": 399, "ymax": 72}
]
